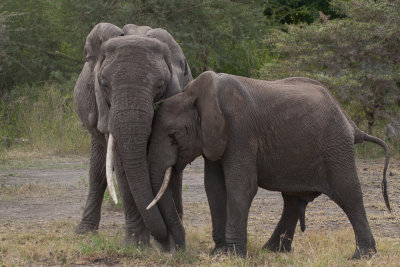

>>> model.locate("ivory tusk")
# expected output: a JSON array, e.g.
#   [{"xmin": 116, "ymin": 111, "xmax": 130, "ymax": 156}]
[
  {"xmin": 106, "ymin": 134, "xmax": 118, "ymax": 204},
  {"xmin": 146, "ymin": 167, "xmax": 172, "ymax": 210}
]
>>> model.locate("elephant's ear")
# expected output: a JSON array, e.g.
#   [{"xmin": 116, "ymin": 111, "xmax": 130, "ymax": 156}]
[
  {"xmin": 146, "ymin": 28, "xmax": 186, "ymax": 98},
  {"xmin": 85, "ymin": 23, "xmax": 124, "ymax": 70},
  {"xmin": 194, "ymin": 71, "xmax": 228, "ymax": 161},
  {"xmin": 182, "ymin": 59, "xmax": 193, "ymax": 90},
  {"xmin": 162, "ymin": 47, "xmax": 181, "ymax": 100},
  {"xmin": 94, "ymin": 53, "xmax": 110, "ymax": 134}
]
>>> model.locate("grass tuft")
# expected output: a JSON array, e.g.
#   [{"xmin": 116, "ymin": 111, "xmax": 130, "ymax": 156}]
[{"xmin": 0, "ymin": 221, "xmax": 399, "ymax": 266}]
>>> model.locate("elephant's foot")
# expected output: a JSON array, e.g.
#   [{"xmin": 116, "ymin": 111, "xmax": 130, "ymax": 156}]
[
  {"xmin": 75, "ymin": 221, "xmax": 99, "ymax": 234},
  {"xmin": 123, "ymin": 228, "xmax": 150, "ymax": 247},
  {"xmin": 153, "ymin": 233, "xmax": 178, "ymax": 252},
  {"xmin": 351, "ymin": 246, "xmax": 377, "ymax": 260},
  {"xmin": 225, "ymin": 243, "xmax": 247, "ymax": 258},
  {"xmin": 210, "ymin": 244, "xmax": 227, "ymax": 255},
  {"xmin": 262, "ymin": 236, "xmax": 293, "ymax": 253}
]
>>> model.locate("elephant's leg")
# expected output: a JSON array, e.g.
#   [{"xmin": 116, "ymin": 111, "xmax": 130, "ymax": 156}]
[
  {"xmin": 204, "ymin": 159, "xmax": 227, "ymax": 253},
  {"xmin": 223, "ymin": 159, "xmax": 258, "ymax": 257},
  {"xmin": 114, "ymin": 147, "xmax": 150, "ymax": 246},
  {"xmin": 262, "ymin": 193, "xmax": 299, "ymax": 252},
  {"xmin": 325, "ymin": 161, "xmax": 376, "ymax": 259},
  {"xmin": 75, "ymin": 137, "xmax": 107, "ymax": 234},
  {"xmin": 171, "ymin": 169, "xmax": 183, "ymax": 220}
]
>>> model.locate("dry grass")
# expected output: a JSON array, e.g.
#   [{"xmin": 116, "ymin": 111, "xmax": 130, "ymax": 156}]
[
  {"xmin": 0, "ymin": 221, "xmax": 399, "ymax": 266},
  {"xmin": 0, "ymin": 183, "xmax": 65, "ymax": 200},
  {"xmin": 0, "ymin": 153, "xmax": 399, "ymax": 266},
  {"xmin": 0, "ymin": 148, "xmax": 88, "ymax": 170}
]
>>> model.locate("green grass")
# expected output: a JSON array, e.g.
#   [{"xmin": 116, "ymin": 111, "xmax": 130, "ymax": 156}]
[
  {"xmin": 0, "ymin": 81, "xmax": 90, "ymax": 157},
  {"xmin": 103, "ymin": 178, "xmax": 123, "ymax": 211}
]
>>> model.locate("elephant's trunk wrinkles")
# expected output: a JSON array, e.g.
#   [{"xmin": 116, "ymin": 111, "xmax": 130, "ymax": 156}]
[
  {"xmin": 105, "ymin": 134, "xmax": 118, "ymax": 204},
  {"xmin": 147, "ymin": 167, "xmax": 172, "ymax": 210},
  {"xmin": 110, "ymin": 88, "xmax": 168, "ymax": 241}
]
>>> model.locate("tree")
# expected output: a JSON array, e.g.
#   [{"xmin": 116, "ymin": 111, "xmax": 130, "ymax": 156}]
[
  {"xmin": 0, "ymin": 0, "xmax": 269, "ymax": 97},
  {"xmin": 260, "ymin": 0, "xmax": 400, "ymax": 133}
]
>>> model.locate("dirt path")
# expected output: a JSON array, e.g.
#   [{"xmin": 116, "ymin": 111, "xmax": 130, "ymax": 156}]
[{"xmin": 1, "ymin": 157, "xmax": 399, "ymax": 239}]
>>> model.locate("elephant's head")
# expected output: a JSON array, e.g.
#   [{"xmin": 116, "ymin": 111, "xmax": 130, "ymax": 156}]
[
  {"xmin": 94, "ymin": 35, "xmax": 186, "ymax": 242},
  {"xmin": 146, "ymin": 71, "xmax": 228, "ymax": 215},
  {"xmin": 85, "ymin": 23, "xmax": 125, "ymax": 70}
]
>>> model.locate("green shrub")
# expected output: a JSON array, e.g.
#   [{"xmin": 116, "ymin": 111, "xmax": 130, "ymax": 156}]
[{"xmin": 0, "ymin": 80, "xmax": 90, "ymax": 155}]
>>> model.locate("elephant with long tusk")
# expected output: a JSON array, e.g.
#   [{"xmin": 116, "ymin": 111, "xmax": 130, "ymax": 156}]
[{"xmin": 73, "ymin": 22, "xmax": 192, "ymax": 248}]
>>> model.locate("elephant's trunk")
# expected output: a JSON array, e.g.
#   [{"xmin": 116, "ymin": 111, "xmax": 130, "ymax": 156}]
[
  {"xmin": 110, "ymin": 85, "xmax": 168, "ymax": 241},
  {"xmin": 105, "ymin": 134, "xmax": 118, "ymax": 204},
  {"xmin": 148, "ymin": 163, "xmax": 185, "ymax": 248}
]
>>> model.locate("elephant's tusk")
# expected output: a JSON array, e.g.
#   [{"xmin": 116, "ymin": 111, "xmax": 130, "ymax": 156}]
[
  {"xmin": 146, "ymin": 167, "xmax": 172, "ymax": 210},
  {"xmin": 106, "ymin": 134, "xmax": 118, "ymax": 205}
]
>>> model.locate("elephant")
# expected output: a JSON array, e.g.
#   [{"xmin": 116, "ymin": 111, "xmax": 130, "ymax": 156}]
[
  {"xmin": 146, "ymin": 71, "xmax": 391, "ymax": 258},
  {"xmin": 73, "ymin": 22, "xmax": 192, "ymax": 247}
]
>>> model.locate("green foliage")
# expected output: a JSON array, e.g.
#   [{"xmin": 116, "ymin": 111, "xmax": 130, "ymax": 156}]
[
  {"xmin": 260, "ymin": 0, "xmax": 400, "ymax": 132},
  {"xmin": 0, "ymin": 0, "xmax": 83, "ymax": 94},
  {"xmin": 263, "ymin": 0, "xmax": 340, "ymax": 25},
  {"xmin": 1, "ymin": 0, "xmax": 269, "ymax": 95},
  {"xmin": 0, "ymin": 80, "xmax": 90, "ymax": 155}
]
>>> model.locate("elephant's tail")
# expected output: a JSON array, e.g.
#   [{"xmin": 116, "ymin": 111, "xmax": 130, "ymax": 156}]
[{"xmin": 355, "ymin": 129, "xmax": 391, "ymax": 211}]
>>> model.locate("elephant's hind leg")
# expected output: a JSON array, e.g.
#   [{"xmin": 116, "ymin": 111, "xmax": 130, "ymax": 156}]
[
  {"xmin": 325, "ymin": 160, "xmax": 376, "ymax": 259},
  {"xmin": 263, "ymin": 193, "xmax": 299, "ymax": 252},
  {"xmin": 75, "ymin": 137, "xmax": 107, "ymax": 234}
]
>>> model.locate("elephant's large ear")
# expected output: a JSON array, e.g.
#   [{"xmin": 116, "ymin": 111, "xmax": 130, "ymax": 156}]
[
  {"xmin": 146, "ymin": 28, "xmax": 185, "ymax": 99},
  {"xmin": 85, "ymin": 23, "xmax": 124, "ymax": 70},
  {"xmin": 162, "ymin": 48, "xmax": 181, "ymax": 99},
  {"xmin": 194, "ymin": 71, "xmax": 228, "ymax": 161}
]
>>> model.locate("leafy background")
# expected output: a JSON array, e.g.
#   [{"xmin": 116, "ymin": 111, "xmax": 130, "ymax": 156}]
[{"xmin": 1, "ymin": 0, "xmax": 399, "ymax": 156}]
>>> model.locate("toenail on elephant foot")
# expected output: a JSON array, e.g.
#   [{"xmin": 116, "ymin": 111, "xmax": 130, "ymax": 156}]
[
  {"xmin": 75, "ymin": 222, "xmax": 99, "ymax": 234},
  {"xmin": 351, "ymin": 247, "xmax": 377, "ymax": 260}
]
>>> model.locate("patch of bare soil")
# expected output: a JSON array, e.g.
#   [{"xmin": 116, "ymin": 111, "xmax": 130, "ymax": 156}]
[{"xmin": 0, "ymin": 157, "xmax": 399, "ymax": 243}]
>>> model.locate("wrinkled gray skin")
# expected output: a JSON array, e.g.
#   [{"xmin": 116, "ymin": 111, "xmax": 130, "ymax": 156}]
[
  {"xmin": 148, "ymin": 71, "xmax": 390, "ymax": 258},
  {"xmin": 74, "ymin": 23, "xmax": 192, "ymax": 247}
]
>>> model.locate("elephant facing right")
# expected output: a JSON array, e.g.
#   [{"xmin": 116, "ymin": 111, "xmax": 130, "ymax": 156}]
[{"xmin": 146, "ymin": 71, "xmax": 391, "ymax": 258}]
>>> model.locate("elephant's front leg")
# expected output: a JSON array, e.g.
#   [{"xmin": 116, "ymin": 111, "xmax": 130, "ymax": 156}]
[
  {"xmin": 223, "ymin": 157, "xmax": 258, "ymax": 257},
  {"xmin": 262, "ymin": 193, "xmax": 300, "ymax": 252},
  {"xmin": 114, "ymin": 147, "xmax": 150, "ymax": 246},
  {"xmin": 204, "ymin": 159, "xmax": 227, "ymax": 253},
  {"xmin": 75, "ymin": 137, "xmax": 107, "ymax": 234}
]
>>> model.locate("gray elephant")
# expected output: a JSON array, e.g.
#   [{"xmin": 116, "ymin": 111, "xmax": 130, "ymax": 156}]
[
  {"xmin": 146, "ymin": 71, "xmax": 390, "ymax": 258},
  {"xmin": 73, "ymin": 22, "xmax": 192, "ymax": 247}
]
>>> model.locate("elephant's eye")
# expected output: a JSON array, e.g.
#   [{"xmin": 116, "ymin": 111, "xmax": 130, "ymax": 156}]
[
  {"xmin": 156, "ymin": 80, "xmax": 165, "ymax": 89},
  {"xmin": 168, "ymin": 133, "xmax": 178, "ymax": 145}
]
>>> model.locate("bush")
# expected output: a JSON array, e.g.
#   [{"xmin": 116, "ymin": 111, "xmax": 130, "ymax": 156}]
[
  {"xmin": 0, "ymin": 80, "xmax": 90, "ymax": 155},
  {"xmin": 260, "ymin": 0, "xmax": 400, "ymax": 133}
]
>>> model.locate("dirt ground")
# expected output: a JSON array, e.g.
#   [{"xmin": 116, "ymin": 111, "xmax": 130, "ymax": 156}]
[{"xmin": 1, "ymin": 156, "xmax": 400, "ymax": 249}]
